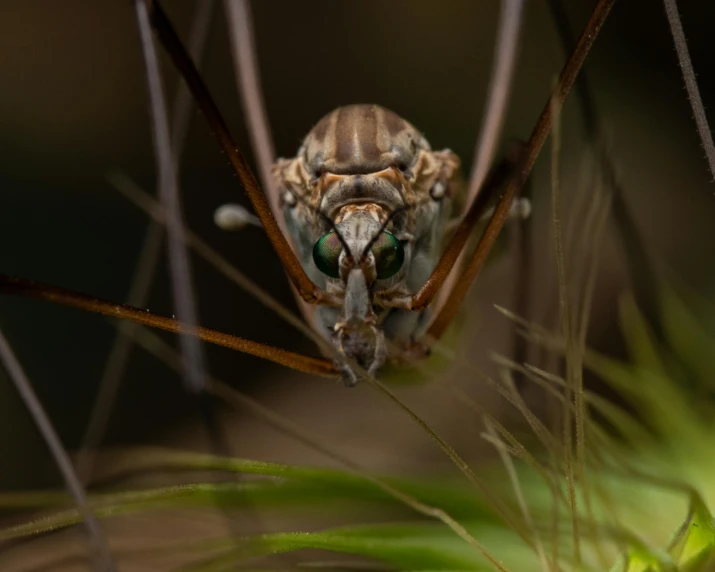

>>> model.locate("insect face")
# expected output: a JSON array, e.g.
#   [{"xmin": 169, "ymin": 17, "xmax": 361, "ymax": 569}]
[
  {"xmin": 275, "ymin": 104, "xmax": 461, "ymax": 383},
  {"xmin": 314, "ymin": 210, "xmax": 405, "ymax": 385}
]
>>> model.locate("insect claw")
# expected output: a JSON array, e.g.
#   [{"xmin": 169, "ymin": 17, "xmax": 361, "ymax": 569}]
[{"xmin": 337, "ymin": 364, "xmax": 361, "ymax": 387}]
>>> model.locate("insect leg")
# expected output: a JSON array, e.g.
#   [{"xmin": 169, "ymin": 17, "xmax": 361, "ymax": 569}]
[
  {"xmin": 0, "ymin": 275, "xmax": 337, "ymax": 377},
  {"xmin": 77, "ymin": 0, "xmax": 218, "ymax": 483},
  {"xmin": 417, "ymin": 0, "xmax": 617, "ymax": 340},
  {"xmin": 546, "ymin": 0, "xmax": 667, "ymax": 347},
  {"xmin": 223, "ymin": 0, "xmax": 277, "ymax": 211},
  {"xmin": 107, "ymin": 170, "xmax": 337, "ymax": 358},
  {"xmin": 149, "ymin": 1, "xmax": 336, "ymax": 306},
  {"xmin": 221, "ymin": 0, "xmax": 319, "ymax": 327},
  {"xmin": 464, "ymin": 0, "xmax": 526, "ymax": 210},
  {"xmin": 136, "ymin": 0, "xmax": 207, "ymax": 394},
  {"xmin": 427, "ymin": 0, "xmax": 525, "ymax": 319}
]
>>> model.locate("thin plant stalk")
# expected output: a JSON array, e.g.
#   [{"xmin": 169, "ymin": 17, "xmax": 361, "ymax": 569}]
[
  {"xmin": 0, "ymin": 331, "xmax": 116, "ymax": 572},
  {"xmin": 663, "ymin": 0, "xmax": 715, "ymax": 185}
]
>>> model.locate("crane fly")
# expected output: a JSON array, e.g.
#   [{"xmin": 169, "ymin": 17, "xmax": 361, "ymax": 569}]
[
  {"xmin": 0, "ymin": 0, "xmax": 613, "ymax": 386},
  {"xmin": 10, "ymin": 0, "xmax": 715, "ymax": 569}
]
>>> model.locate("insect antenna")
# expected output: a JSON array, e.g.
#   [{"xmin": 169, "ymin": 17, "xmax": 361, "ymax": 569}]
[
  {"xmin": 287, "ymin": 177, "xmax": 423, "ymax": 269},
  {"xmin": 287, "ymin": 189, "xmax": 352, "ymax": 257},
  {"xmin": 359, "ymin": 202, "xmax": 423, "ymax": 263}
]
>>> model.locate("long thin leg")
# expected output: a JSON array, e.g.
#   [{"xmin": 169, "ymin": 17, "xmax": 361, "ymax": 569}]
[
  {"xmin": 78, "ymin": 0, "xmax": 217, "ymax": 482},
  {"xmin": 223, "ymin": 0, "xmax": 277, "ymax": 210},
  {"xmin": 107, "ymin": 171, "xmax": 331, "ymax": 355},
  {"xmin": 170, "ymin": 0, "xmax": 217, "ymax": 158},
  {"xmin": 0, "ymin": 275, "xmax": 336, "ymax": 377},
  {"xmin": 423, "ymin": 0, "xmax": 617, "ymax": 340},
  {"xmin": 75, "ymin": 223, "xmax": 164, "ymax": 482},
  {"xmin": 136, "ymin": 0, "xmax": 207, "ymax": 393},
  {"xmin": 432, "ymin": 0, "xmax": 525, "ymax": 315},
  {"xmin": 149, "ymin": 1, "xmax": 336, "ymax": 306},
  {"xmin": 0, "ymin": 331, "xmax": 116, "ymax": 571},
  {"xmin": 464, "ymin": 0, "xmax": 526, "ymax": 209},
  {"xmin": 222, "ymin": 0, "xmax": 318, "ymax": 329},
  {"xmin": 546, "ymin": 0, "xmax": 668, "ymax": 347},
  {"xmin": 404, "ymin": 152, "xmax": 515, "ymax": 312},
  {"xmin": 140, "ymin": 5, "xmax": 274, "ymax": 551}
]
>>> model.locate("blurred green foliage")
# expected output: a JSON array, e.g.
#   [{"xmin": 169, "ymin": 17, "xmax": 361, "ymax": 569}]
[{"xmin": 2, "ymin": 284, "xmax": 715, "ymax": 571}]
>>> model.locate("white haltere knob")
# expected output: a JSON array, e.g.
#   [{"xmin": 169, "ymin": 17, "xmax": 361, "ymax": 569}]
[
  {"xmin": 213, "ymin": 204, "xmax": 261, "ymax": 231},
  {"xmin": 514, "ymin": 197, "xmax": 531, "ymax": 220},
  {"xmin": 478, "ymin": 197, "xmax": 532, "ymax": 223}
]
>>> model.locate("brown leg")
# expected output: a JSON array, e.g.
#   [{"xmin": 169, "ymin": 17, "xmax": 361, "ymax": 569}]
[
  {"xmin": 463, "ymin": 0, "xmax": 525, "ymax": 213},
  {"xmin": 0, "ymin": 275, "xmax": 337, "ymax": 377},
  {"xmin": 403, "ymin": 152, "xmax": 516, "ymax": 313},
  {"xmin": 136, "ymin": 0, "xmax": 208, "ymax": 393},
  {"xmin": 223, "ymin": 0, "xmax": 278, "ymax": 213},
  {"xmin": 419, "ymin": 0, "xmax": 617, "ymax": 340},
  {"xmin": 78, "ymin": 0, "xmax": 222, "ymax": 487},
  {"xmin": 423, "ymin": 0, "xmax": 524, "ymax": 320},
  {"xmin": 149, "ymin": 2, "xmax": 336, "ymax": 306},
  {"xmin": 547, "ymin": 0, "xmax": 669, "ymax": 349},
  {"xmin": 221, "ymin": 0, "xmax": 320, "ymax": 329}
]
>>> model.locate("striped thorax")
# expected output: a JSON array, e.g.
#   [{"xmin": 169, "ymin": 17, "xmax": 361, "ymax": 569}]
[{"xmin": 273, "ymin": 104, "xmax": 461, "ymax": 384}]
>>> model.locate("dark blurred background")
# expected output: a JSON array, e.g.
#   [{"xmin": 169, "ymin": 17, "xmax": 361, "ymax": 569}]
[{"xmin": 0, "ymin": 0, "xmax": 714, "ymax": 494}]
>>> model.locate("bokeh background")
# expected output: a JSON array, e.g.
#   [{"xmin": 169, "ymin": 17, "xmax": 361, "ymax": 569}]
[{"xmin": 0, "ymin": 0, "xmax": 714, "ymax": 504}]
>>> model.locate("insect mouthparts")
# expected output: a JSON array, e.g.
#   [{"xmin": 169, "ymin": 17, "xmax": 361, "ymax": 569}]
[{"xmin": 330, "ymin": 269, "xmax": 386, "ymax": 385}]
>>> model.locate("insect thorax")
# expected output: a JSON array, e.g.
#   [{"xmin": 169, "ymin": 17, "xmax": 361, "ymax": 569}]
[{"xmin": 273, "ymin": 104, "xmax": 461, "ymax": 370}]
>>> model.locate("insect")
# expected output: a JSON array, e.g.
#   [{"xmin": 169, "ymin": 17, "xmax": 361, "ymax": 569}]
[
  {"xmin": 0, "ymin": 0, "xmax": 612, "ymax": 388},
  {"xmin": 3, "ymin": 0, "xmax": 715, "ymax": 568},
  {"xmin": 272, "ymin": 103, "xmax": 465, "ymax": 383}
]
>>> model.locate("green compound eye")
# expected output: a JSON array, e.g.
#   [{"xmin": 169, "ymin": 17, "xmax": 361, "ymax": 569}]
[
  {"xmin": 312, "ymin": 232, "xmax": 343, "ymax": 278},
  {"xmin": 372, "ymin": 232, "xmax": 404, "ymax": 280}
]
